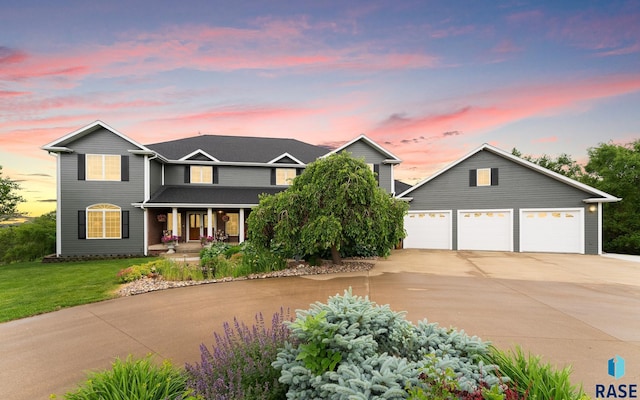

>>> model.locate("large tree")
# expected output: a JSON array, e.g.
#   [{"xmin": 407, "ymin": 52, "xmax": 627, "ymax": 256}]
[
  {"xmin": 0, "ymin": 166, "xmax": 24, "ymax": 222},
  {"xmin": 513, "ymin": 142, "xmax": 640, "ymax": 254},
  {"xmin": 247, "ymin": 152, "xmax": 408, "ymax": 264},
  {"xmin": 582, "ymin": 140, "xmax": 640, "ymax": 254}
]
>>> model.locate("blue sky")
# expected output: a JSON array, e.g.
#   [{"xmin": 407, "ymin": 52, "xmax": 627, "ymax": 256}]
[{"xmin": 1, "ymin": 0, "xmax": 639, "ymax": 216}]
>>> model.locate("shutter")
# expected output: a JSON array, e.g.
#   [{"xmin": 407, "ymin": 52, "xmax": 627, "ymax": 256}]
[
  {"xmin": 121, "ymin": 156, "xmax": 129, "ymax": 181},
  {"xmin": 213, "ymin": 166, "xmax": 219, "ymax": 184},
  {"xmin": 184, "ymin": 166, "xmax": 190, "ymax": 183},
  {"xmin": 271, "ymin": 168, "xmax": 276, "ymax": 185},
  {"xmin": 373, "ymin": 164, "xmax": 380, "ymax": 184},
  {"xmin": 491, "ymin": 168, "xmax": 499, "ymax": 186},
  {"xmin": 122, "ymin": 210, "xmax": 129, "ymax": 238},
  {"xmin": 469, "ymin": 169, "xmax": 477, "ymax": 187},
  {"xmin": 296, "ymin": 168, "xmax": 303, "ymax": 176},
  {"xmin": 78, "ymin": 210, "xmax": 86, "ymax": 239},
  {"xmin": 77, "ymin": 154, "xmax": 85, "ymax": 180}
]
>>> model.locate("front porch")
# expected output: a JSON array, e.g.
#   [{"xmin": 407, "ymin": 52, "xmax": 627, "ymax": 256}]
[{"xmin": 148, "ymin": 240, "xmax": 240, "ymax": 257}]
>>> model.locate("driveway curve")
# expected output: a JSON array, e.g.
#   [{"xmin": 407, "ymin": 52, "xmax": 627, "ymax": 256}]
[{"xmin": 1, "ymin": 250, "xmax": 639, "ymax": 399}]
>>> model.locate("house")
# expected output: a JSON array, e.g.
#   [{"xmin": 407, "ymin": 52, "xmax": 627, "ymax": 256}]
[
  {"xmin": 41, "ymin": 121, "xmax": 400, "ymax": 257},
  {"xmin": 397, "ymin": 144, "xmax": 620, "ymax": 255},
  {"xmin": 42, "ymin": 120, "xmax": 619, "ymax": 258}
]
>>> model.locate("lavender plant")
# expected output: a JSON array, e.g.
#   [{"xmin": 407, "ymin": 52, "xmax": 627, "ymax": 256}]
[{"xmin": 186, "ymin": 308, "xmax": 294, "ymax": 400}]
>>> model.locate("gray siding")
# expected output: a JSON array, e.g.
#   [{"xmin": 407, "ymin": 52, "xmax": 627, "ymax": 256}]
[
  {"xmin": 59, "ymin": 128, "xmax": 145, "ymax": 256},
  {"xmin": 149, "ymin": 159, "xmax": 163, "ymax": 197},
  {"xmin": 339, "ymin": 140, "xmax": 393, "ymax": 192},
  {"xmin": 407, "ymin": 150, "xmax": 601, "ymax": 254},
  {"xmin": 219, "ymin": 166, "xmax": 270, "ymax": 186}
]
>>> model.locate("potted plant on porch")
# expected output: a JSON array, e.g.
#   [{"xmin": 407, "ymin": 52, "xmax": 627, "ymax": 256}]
[{"xmin": 161, "ymin": 234, "xmax": 180, "ymax": 253}]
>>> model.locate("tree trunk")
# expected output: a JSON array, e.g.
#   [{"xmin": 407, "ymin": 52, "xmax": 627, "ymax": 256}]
[{"xmin": 330, "ymin": 244, "xmax": 342, "ymax": 265}]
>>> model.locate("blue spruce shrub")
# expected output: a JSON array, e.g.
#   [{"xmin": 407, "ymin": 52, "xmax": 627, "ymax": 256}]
[{"xmin": 273, "ymin": 289, "xmax": 501, "ymax": 399}]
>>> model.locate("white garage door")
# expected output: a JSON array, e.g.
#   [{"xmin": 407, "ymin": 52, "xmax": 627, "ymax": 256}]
[
  {"xmin": 458, "ymin": 209, "xmax": 513, "ymax": 251},
  {"xmin": 520, "ymin": 208, "xmax": 584, "ymax": 254},
  {"xmin": 403, "ymin": 210, "xmax": 452, "ymax": 249}
]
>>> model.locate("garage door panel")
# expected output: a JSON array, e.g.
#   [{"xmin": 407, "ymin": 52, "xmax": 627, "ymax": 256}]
[
  {"xmin": 404, "ymin": 211, "xmax": 451, "ymax": 249},
  {"xmin": 457, "ymin": 210, "xmax": 512, "ymax": 251},
  {"xmin": 520, "ymin": 209, "xmax": 583, "ymax": 254}
]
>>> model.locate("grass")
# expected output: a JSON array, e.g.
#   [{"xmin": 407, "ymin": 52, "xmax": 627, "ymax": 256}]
[{"xmin": 0, "ymin": 257, "xmax": 150, "ymax": 323}]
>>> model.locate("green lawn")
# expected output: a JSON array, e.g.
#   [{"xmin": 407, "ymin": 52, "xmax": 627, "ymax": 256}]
[{"xmin": 0, "ymin": 257, "xmax": 150, "ymax": 323}]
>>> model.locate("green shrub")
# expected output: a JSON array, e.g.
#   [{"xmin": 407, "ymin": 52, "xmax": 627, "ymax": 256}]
[
  {"xmin": 481, "ymin": 345, "xmax": 587, "ymax": 400},
  {"xmin": 0, "ymin": 211, "xmax": 56, "ymax": 264},
  {"xmin": 116, "ymin": 263, "xmax": 153, "ymax": 283},
  {"xmin": 157, "ymin": 260, "xmax": 205, "ymax": 281},
  {"xmin": 274, "ymin": 289, "xmax": 501, "ymax": 399},
  {"xmin": 63, "ymin": 355, "xmax": 193, "ymax": 400},
  {"xmin": 240, "ymin": 240, "xmax": 286, "ymax": 273}
]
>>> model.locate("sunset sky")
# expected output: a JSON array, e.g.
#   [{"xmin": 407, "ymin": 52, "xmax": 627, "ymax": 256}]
[{"xmin": 1, "ymin": 0, "xmax": 639, "ymax": 218}]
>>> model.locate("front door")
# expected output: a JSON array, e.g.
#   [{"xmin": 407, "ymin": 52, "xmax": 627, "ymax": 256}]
[{"xmin": 188, "ymin": 213, "xmax": 209, "ymax": 241}]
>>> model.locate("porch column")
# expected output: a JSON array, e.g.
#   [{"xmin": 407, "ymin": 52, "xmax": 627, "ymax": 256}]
[
  {"xmin": 207, "ymin": 208, "xmax": 213, "ymax": 238},
  {"xmin": 239, "ymin": 208, "xmax": 245, "ymax": 243},
  {"xmin": 172, "ymin": 207, "xmax": 178, "ymax": 237}
]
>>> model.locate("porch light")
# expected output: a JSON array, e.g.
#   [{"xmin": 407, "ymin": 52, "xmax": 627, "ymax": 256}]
[{"xmin": 588, "ymin": 204, "xmax": 597, "ymax": 213}]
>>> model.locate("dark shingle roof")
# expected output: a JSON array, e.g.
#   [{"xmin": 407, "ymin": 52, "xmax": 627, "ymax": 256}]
[
  {"xmin": 146, "ymin": 186, "xmax": 284, "ymax": 205},
  {"xmin": 145, "ymin": 135, "xmax": 330, "ymax": 164},
  {"xmin": 394, "ymin": 180, "xmax": 412, "ymax": 194}
]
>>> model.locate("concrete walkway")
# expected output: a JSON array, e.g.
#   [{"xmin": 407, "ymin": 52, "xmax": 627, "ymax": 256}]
[{"xmin": 1, "ymin": 250, "xmax": 639, "ymax": 399}]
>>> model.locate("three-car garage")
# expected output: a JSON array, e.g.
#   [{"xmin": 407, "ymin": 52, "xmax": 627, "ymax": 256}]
[{"xmin": 403, "ymin": 208, "xmax": 586, "ymax": 254}]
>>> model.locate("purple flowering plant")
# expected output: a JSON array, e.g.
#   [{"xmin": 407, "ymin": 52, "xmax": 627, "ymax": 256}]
[
  {"xmin": 161, "ymin": 234, "xmax": 180, "ymax": 243},
  {"xmin": 185, "ymin": 308, "xmax": 294, "ymax": 400}
]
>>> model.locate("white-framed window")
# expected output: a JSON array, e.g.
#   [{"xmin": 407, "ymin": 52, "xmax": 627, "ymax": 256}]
[
  {"xmin": 276, "ymin": 168, "xmax": 296, "ymax": 185},
  {"xmin": 87, "ymin": 204, "xmax": 121, "ymax": 239},
  {"xmin": 477, "ymin": 168, "xmax": 491, "ymax": 186},
  {"xmin": 190, "ymin": 166, "xmax": 213, "ymax": 184},
  {"xmin": 225, "ymin": 213, "xmax": 240, "ymax": 236},
  {"xmin": 86, "ymin": 154, "xmax": 121, "ymax": 181}
]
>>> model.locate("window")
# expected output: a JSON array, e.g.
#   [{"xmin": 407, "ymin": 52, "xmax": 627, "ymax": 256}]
[
  {"xmin": 87, "ymin": 204, "xmax": 121, "ymax": 239},
  {"xmin": 86, "ymin": 154, "xmax": 121, "ymax": 181},
  {"xmin": 477, "ymin": 168, "xmax": 491, "ymax": 186},
  {"xmin": 190, "ymin": 166, "xmax": 213, "ymax": 184},
  {"xmin": 276, "ymin": 168, "xmax": 296, "ymax": 185},
  {"xmin": 469, "ymin": 168, "xmax": 499, "ymax": 187},
  {"xmin": 225, "ymin": 213, "xmax": 240, "ymax": 236},
  {"xmin": 167, "ymin": 211, "xmax": 182, "ymax": 236}
]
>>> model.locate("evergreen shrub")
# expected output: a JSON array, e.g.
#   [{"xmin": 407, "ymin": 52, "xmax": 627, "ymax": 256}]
[{"xmin": 273, "ymin": 289, "xmax": 501, "ymax": 399}]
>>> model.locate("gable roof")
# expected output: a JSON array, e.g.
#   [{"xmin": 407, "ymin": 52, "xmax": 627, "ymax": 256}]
[
  {"xmin": 322, "ymin": 135, "xmax": 401, "ymax": 164},
  {"xmin": 146, "ymin": 135, "xmax": 329, "ymax": 164},
  {"xmin": 41, "ymin": 120, "xmax": 152, "ymax": 153},
  {"xmin": 397, "ymin": 143, "xmax": 621, "ymax": 203}
]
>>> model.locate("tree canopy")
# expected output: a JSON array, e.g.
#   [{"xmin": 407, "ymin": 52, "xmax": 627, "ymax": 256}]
[
  {"xmin": 0, "ymin": 166, "xmax": 24, "ymax": 222},
  {"xmin": 247, "ymin": 152, "xmax": 408, "ymax": 264},
  {"xmin": 513, "ymin": 141, "xmax": 640, "ymax": 254}
]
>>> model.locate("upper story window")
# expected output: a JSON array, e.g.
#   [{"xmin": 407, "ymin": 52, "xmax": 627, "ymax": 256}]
[
  {"xmin": 87, "ymin": 204, "xmax": 121, "ymax": 239},
  {"xmin": 86, "ymin": 154, "xmax": 121, "ymax": 181},
  {"xmin": 190, "ymin": 166, "xmax": 213, "ymax": 184},
  {"xmin": 469, "ymin": 168, "xmax": 499, "ymax": 187},
  {"xmin": 275, "ymin": 168, "xmax": 297, "ymax": 185}
]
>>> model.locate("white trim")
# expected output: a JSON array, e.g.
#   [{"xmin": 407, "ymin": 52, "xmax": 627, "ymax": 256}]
[
  {"xmin": 519, "ymin": 207, "xmax": 584, "ymax": 254},
  {"xmin": 390, "ymin": 164, "xmax": 395, "ymax": 194},
  {"xmin": 598, "ymin": 202, "xmax": 603, "ymax": 255},
  {"xmin": 404, "ymin": 210, "xmax": 453, "ymax": 250},
  {"xmin": 239, "ymin": 208, "xmax": 245, "ymax": 242},
  {"xmin": 143, "ymin": 209, "xmax": 148, "ymax": 256},
  {"xmin": 268, "ymin": 152, "xmax": 305, "ymax": 165},
  {"xmin": 457, "ymin": 208, "xmax": 514, "ymax": 252},
  {"xmin": 144, "ymin": 155, "xmax": 150, "ymax": 201},
  {"xmin": 42, "ymin": 120, "xmax": 152, "ymax": 153},
  {"xmin": 179, "ymin": 149, "xmax": 220, "ymax": 162},
  {"xmin": 321, "ymin": 134, "xmax": 402, "ymax": 162},
  {"xmin": 167, "ymin": 159, "xmax": 302, "ymax": 168},
  {"xmin": 397, "ymin": 143, "xmax": 620, "ymax": 203},
  {"xmin": 135, "ymin": 202, "xmax": 260, "ymax": 209},
  {"xmin": 54, "ymin": 153, "xmax": 62, "ymax": 256}
]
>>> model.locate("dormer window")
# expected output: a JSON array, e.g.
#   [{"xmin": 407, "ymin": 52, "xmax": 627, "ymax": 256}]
[
  {"xmin": 276, "ymin": 168, "xmax": 296, "ymax": 185},
  {"xmin": 190, "ymin": 166, "xmax": 213, "ymax": 184}
]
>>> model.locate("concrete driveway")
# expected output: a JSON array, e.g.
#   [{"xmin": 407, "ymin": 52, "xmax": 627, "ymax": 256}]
[{"xmin": 1, "ymin": 250, "xmax": 639, "ymax": 399}]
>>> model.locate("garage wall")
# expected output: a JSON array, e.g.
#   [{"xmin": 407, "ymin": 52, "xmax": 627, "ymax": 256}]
[{"xmin": 405, "ymin": 150, "xmax": 601, "ymax": 254}]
